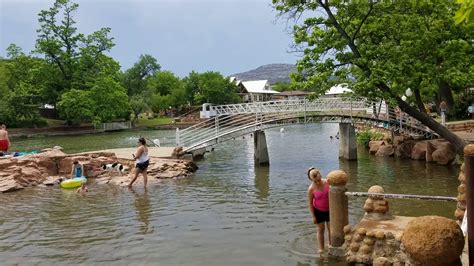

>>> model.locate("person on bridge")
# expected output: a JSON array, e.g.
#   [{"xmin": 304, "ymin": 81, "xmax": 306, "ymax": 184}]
[
  {"xmin": 307, "ymin": 167, "xmax": 331, "ymax": 255},
  {"xmin": 0, "ymin": 124, "xmax": 10, "ymax": 152}
]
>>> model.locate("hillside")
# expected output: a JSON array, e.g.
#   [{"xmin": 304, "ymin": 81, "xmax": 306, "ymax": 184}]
[{"xmin": 232, "ymin": 63, "xmax": 296, "ymax": 84}]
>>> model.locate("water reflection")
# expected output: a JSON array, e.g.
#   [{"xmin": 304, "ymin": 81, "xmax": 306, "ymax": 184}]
[
  {"xmin": 254, "ymin": 166, "xmax": 269, "ymax": 200},
  {"xmin": 130, "ymin": 188, "xmax": 152, "ymax": 235}
]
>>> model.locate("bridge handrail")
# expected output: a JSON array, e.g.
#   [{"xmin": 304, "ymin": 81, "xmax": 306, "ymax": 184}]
[{"xmin": 178, "ymin": 98, "xmax": 437, "ymax": 150}]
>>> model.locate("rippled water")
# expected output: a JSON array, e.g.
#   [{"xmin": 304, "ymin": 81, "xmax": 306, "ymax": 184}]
[{"xmin": 0, "ymin": 124, "xmax": 459, "ymax": 265}]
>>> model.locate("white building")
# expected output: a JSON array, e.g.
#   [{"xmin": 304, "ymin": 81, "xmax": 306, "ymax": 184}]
[
  {"xmin": 237, "ymin": 80, "xmax": 280, "ymax": 102},
  {"xmin": 323, "ymin": 84, "xmax": 353, "ymax": 97}
]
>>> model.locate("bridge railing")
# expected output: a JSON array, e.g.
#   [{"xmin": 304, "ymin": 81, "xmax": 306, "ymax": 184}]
[{"xmin": 177, "ymin": 98, "xmax": 437, "ymax": 151}]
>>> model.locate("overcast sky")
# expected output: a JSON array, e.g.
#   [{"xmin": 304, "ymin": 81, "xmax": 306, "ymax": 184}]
[{"xmin": 0, "ymin": 0, "xmax": 298, "ymax": 77}]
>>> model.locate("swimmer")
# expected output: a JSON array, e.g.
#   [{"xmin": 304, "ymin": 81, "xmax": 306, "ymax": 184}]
[
  {"xmin": 77, "ymin": 183, "xmax": 88, "ymax": 194},
  {"xmin": 0, "ymin": 124, "xmax": 10, "ymax": 152}
]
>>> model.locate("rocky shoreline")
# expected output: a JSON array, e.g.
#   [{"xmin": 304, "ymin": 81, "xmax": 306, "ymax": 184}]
[
  {"xmin": 0, "ymin": 147, "xmax": 198, "ymax": 193},
  {"xmin": 363, "ymin": 129, "xmax": 457, "ymax": 165}
]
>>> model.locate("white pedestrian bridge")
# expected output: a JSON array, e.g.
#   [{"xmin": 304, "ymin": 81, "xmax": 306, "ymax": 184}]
[{"xmin": 176, "ymin": 98, "xmax": 436, "ymax": 162}]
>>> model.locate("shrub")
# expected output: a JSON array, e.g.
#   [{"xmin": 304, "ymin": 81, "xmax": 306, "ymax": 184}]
[{"xmin": 357, "ymin": 129, "xmax": 384, "ymax": 148}]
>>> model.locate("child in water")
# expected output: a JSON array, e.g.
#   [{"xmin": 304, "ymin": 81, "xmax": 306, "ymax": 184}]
[
  {"xmin": 70, "ymin": 160, "xmax": 84, "ymax": 178},
  {"xmin": 77, "ymin": 183, "xmax": 88, "ymax": 194},
  {"xmin": 307, "ymin": 167, "xmax": 331, "ymax": 254}
]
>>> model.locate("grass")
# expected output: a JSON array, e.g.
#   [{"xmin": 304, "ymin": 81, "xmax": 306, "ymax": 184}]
[
  {"xmin": 136, "ymin": 116, "xmax": 174, "ymax": 127},
  {"xmin": 45, "ymin": 118, "xmax": 66, "ymax": 127}
]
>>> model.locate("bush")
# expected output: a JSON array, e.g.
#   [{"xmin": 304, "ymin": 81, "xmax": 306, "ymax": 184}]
[{"xmin": 357, "ymin": 129, "xmax": 384, "ymax": 148}]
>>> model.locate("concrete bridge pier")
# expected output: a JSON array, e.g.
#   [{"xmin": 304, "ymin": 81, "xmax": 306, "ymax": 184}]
[
  {"xmin": 254, "ymin": 130, "xmax": 269, "ymax": 165},
  {"xmin": 339, "ymin": 123, "xmax": 357, "ymax": 160}
]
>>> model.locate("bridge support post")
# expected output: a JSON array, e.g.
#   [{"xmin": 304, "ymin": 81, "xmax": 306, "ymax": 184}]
[
  {"xmin": 254, "ymin": 130, "xmax": 269, "ymax": 165},
  {"xmin": 339, "ymin": 123, "xmax": 357, "ymax": 160}
]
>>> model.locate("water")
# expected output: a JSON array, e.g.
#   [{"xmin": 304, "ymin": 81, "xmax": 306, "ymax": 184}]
[
  {"xmin": 0, "ymin": 124, "xmax": 459, "ymax": 265},
  {"xmin": 10, "ymin": 129, "xmax": 176, "ymax": 153}
]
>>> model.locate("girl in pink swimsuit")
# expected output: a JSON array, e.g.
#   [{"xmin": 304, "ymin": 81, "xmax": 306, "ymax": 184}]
[{"xmin": 307, "ymin": 167, "xmax": 331, "ymax": 254}]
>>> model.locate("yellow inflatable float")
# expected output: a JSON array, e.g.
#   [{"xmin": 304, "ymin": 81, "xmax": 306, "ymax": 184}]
[{"xmin": 60, "ymin": 177, "xmax": 87, "ymax": 189}]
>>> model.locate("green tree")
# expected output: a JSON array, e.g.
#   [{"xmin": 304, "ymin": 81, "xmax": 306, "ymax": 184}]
[
  {"xmin": 35, "ymin": 0, "xmax": 115, "ymax": 104},
  {"xmin": 147, "ymin": 70, "xmax": 182, "ymax": 96},
  {"xmin": 184, "ymin": 71, "xmax": 240, "ymax": 105},
  {"xmin": 130, "ymin": 95, "xmax": 149, "ymax": 125},
  {"xmin": 123, "ymin": 54, "xmax": 161, "ymax": 96},
  {"xmin": 58, "ymin": 89, "xmax": 94, "ymax": 125},
  {"xmin": 455, "ymin": 0, "xmax": 474, "ymax": 25},
  {"xmin": 273, "ymin": 0, "xmax": 472, "ymax": 154},
  {"xmin": 88, "ymin": 77, "xmax": 131, "ymax": 122},
  {"xmin": 149, "ymin": 93, "xmax": 172, "ymax": 114},
  {"xmin": 183, "ymin": 71, "xmax": 201, "ymax": 105}
]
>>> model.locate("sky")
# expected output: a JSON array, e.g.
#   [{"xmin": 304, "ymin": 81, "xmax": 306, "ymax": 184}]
[{"xmin": 0, "ymin": 0, "xmax": 298, "ymax": 77}]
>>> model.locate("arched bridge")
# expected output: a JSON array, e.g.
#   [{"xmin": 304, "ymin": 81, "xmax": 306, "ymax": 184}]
[{"xmin": 176, "ymin": 98, "xmax": 437, "ymax": 161}]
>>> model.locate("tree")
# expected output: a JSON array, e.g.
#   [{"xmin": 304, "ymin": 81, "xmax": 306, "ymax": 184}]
[
  {"xmin": 455, "ymin": 0, "xmax": 474, "ymax": 25},
  {"xmin": 147, "ymin": 70, "xmax": 182, "ymax": 96},
  {"xmin": 273, "ymin": 0, "xmax": 472, "ymax": 154},
  {"xmin": 3, "ymin": 54, "xmax": 51, "ymax": 125},
  {"xmin": 58, "ymin": 89, "xmax": 94, "ymax": 125},
  {"xmin": 130, "ymin": 95, "xmax": 149, "ymax": 125},
  {"xmin": 88, "ymin": 77, "xmax": 131, "ymax": 122},
  {"xmin": 123, "ymin": 54, "xmax": 160, "ymax": 96},
  {"xmin": 35, "ymin": 0, "xmax": 115, "ymax": 104},
  {"xmin": 184, "ymin": 71, "xmax": 240, "ymax": 105}
]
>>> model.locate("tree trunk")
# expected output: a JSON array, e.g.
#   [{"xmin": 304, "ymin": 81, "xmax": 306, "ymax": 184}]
[
  {"xmin": 413, "ymin": 88, "xmax": 426, "ymax": 114},
  {"xmin": 438, "ymin": 81, "xmax": 454, "ymax": 114},
  {"xmin": 397, "ymin": 97, "xmax": 466, "ymax": 155},
  {"xmin": 376, "ymin": 82, "xmax": 466, "ymax": 155}
]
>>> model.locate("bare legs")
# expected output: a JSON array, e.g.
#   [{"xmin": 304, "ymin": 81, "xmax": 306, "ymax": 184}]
[
  {"xmin": 317, "ymin": 223, "xmax": 325, "ymax": 252},
  {"xmin": 327, "ymin": 221, "xmax": 331, "ymax": 246},
  {"xmin": 128, "ymin": 169, "xmax": 147, "ymax": 188},
  {"xmin": 143, "ymin": 170, "xmax": 148, "ymax": 188}
]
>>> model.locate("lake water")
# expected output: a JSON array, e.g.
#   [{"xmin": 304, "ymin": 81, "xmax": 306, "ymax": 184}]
[{"xmin": 1, "ymin": 124, "xmax": 459, "ymax": 265}]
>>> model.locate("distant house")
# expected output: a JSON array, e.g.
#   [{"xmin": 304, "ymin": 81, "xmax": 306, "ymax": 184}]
[
  {"xmin": 233, "ymin": 79, "xmax": 280, "ymax": 102},
  {"xmin": 274, "ymin": 90, "xmax": 310, "ymax": 100}
]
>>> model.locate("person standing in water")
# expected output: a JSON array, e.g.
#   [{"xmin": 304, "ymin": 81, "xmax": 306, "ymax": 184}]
[
  {"xmin": 307, "ymin": 167, "xmax": 331, "ymax": 254},
  {"xmin": 128, "ymin": 137, "xmax": 150, "ymax": 188},
  {"xmin": 70, "ymin": 161, "xmax": 84, "ymax": 178},
  {"xmin": 0, "ymin": 124, "xmax": 10, "ymax": 152}
]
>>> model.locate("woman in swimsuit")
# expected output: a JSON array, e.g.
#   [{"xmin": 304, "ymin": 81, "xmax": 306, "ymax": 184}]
[
  {"xmin": 307, "ymin": 167, "xmax": 331, "ymax": 254},
  {"xmin": 128, "ymin": 137, "xmax": 150, "ymax": 188}
]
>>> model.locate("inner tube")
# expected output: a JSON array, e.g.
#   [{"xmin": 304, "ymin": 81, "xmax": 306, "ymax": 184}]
[{"xmin": 60, "ymin": 176, "xmax": 87, "ymax": 189}]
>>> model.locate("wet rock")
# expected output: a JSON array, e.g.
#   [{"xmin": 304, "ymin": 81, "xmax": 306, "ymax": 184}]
[
  {"xmin": 401, "ymin": 216, "xmax": 464, "ymax": 265},
  {"xmin": 375, "ymin": 144, "xmax": 394, "ymax": 157},
  {"xmin": 432, "ymin": 142, "xmax": 456, "ymax": 165},
  {"xmin": 411, "ymin": 141, "xmax": 426, "ymax": 160},
  {"xmin": 369, "ymin": 141, "xmax": 385, "ymax": 154},
  {"xmin": 394, "ymin": 140, "xmax": 416, "ymax": 158}
]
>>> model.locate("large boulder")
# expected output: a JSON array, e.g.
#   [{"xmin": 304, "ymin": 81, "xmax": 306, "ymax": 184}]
[
  {"xmin": 375, "ymin": 144, "xmax": 394, "ymax": 157},
  {"xmin": 369, "ymin": 141, "xmax": 385, "ymax": 154},
  {"xmin": 401, "ymin": 216, "xmax": 464, "ymax": 265},
  {"xmin": 394, "ymin": 140, "xmax": 416, "ymax": 158},
  {"xmin": 411, "ymin": 141, "xmax": 426, "ymax": 160},
  {"xmin": 432, "ymin": 142, "xmax": 456, "ymax": 165}
]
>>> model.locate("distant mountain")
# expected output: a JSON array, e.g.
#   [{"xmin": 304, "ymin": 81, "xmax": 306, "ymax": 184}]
[{"xmin": 232, "ymin": 63, "xmax": 296, "ymax": 84}]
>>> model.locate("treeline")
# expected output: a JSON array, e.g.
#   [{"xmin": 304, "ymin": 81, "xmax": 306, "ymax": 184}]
[{"xmin": 0, "ymin": 0, "xmax": 240, "ymax": 127}]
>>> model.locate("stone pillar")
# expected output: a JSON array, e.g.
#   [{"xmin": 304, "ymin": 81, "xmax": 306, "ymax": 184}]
[
  {"xmin": 254, "ymin": 130, "xmax": 269, "ymax": 165},
  {"xmin": 339, "ymin": 123, "xmax": 357, "ymax": 160},
  {"xmin": 327, "ymin": 170, "xmax": 349, "ymax": 257}
]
